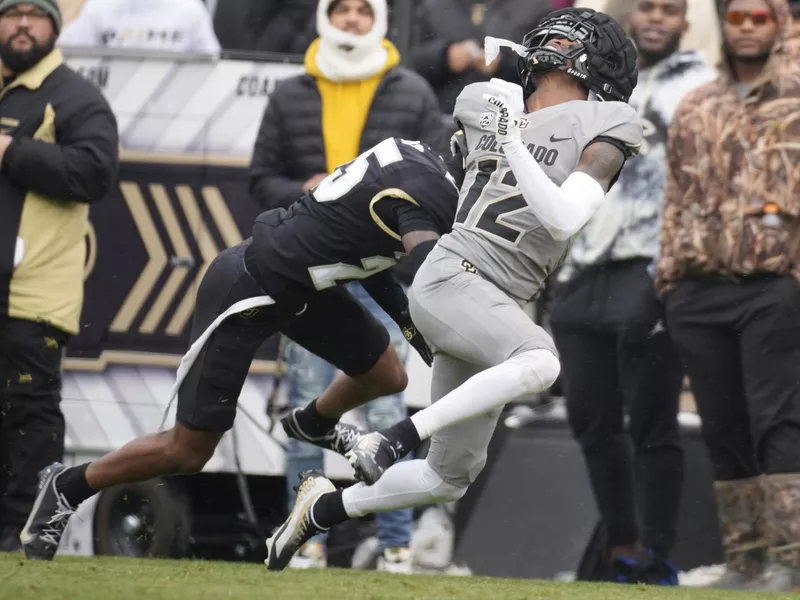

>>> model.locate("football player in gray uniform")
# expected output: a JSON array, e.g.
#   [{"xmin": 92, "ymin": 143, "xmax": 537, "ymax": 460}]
[{"xmin": 267, "ymin": 7, "xmax": 643, "ymax": 571}]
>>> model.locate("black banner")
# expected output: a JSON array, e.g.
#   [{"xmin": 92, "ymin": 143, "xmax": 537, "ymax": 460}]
[{"xmin": 67, "ymin": 159, "xmax": 281, "ymax": 370}]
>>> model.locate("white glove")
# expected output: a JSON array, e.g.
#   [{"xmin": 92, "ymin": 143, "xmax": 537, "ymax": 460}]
[{"xmin": 482, "ymin": 79, "xmax": 523, "ymax": 145}]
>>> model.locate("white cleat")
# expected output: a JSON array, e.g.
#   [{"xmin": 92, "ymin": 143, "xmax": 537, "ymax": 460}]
[{"xmin": 265, "ymin": 471, "xmax": 334, "ymax": 571}]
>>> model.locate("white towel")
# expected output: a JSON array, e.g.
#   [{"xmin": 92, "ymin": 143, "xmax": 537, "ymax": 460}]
[{"xmin": 159, "ymin": 295, "xmax": 276, "ymax": 430}]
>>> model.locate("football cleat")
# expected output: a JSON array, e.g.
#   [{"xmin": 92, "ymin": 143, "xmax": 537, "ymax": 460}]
[
  {"xmin": 281, "ymin": 408, "xmax": 363, "ymax": 456},
  {"xmin": 20, "ymin": 463, "xmax": 75, "ymax": 561},
  {"xmin": 265, "ymin": 471, "xmax": 334, "ymax": 571},
  {"xmin": 345, "ymin": 432, "xmax": 399, "ymax": 485}
]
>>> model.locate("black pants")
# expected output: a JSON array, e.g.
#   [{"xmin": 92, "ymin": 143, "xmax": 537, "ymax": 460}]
[
  {"xmin": 177, "ymin": 240, "xmax": 390, "ymax": 432},
  {"xmin": 665, "ymin": 275, "xmax": 800, "ymax": 480},
  {"xmin": 0, "ymin": 316, "xmax": 68, "ymax": 537},
  {"xmin": 550, "ymin": 259, "xmax": 685, "ymax": 553}
]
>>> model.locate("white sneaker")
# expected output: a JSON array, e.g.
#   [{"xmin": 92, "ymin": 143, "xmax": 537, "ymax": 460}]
[
  {"xmin": 288, "ymin": 540, "xmax": 327, "ymax": 569},
  {"xmin": 265, "ymin": 471, "xmax": 334, "ymax": 571},
  {"xmin": 377, "ymin": 547, "xmax": 413, "ymax": 574}
]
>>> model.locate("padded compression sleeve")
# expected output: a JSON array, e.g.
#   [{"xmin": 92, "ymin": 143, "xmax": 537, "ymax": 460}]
[
  {"xmin": 406, "ymin": 239, "xmax": 437, "ymax": 276},
  {"xmin": 503, "ymin": 138, "xmax": 606, "ymax": 241}
]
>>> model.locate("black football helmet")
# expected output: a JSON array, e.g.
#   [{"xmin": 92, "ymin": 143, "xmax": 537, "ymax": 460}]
[{"xmin": 517, "ymin": 8, "xmax": 638, "ymax": 102}]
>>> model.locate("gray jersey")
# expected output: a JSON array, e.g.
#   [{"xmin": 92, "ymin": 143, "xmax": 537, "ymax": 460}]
[{"xmin": 438, "ymin": 81, "xmax": 643, "ymax": 303}]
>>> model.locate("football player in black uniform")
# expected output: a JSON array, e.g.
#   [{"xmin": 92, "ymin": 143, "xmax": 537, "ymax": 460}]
[{"xmin": 19, "ymin": 137, "xmax": 461, "ymax": 561}]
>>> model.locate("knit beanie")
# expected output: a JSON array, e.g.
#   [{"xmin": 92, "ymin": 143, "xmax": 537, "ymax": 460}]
[{"xmin": 0, "ymin": 0, "xmax": 62, "ymax": 33}]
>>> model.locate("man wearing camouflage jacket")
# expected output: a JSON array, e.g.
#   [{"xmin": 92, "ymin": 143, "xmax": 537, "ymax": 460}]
[{"xmin": 657, "ymin": 0, "xmax": 800, "ymax": 590}]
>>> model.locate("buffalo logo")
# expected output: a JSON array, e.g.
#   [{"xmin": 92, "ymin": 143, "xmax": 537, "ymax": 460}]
[
  {"xmin": 18, "ymin": 373, "xmax": 32, "ymax": 384},
  {"xmin": 479, "ymin": 111, "xmax": 494, "ymax": 129},
  {"xmin": 43, "ymin": 337, "xmax": 59, "ymax": 349},
  {"xmin": 460, "ymin": 259, "xmax": 478, "ymax": 274}
]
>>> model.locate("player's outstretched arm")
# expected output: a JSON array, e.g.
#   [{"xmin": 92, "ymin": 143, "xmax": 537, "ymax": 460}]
[
  {"xmin": 359, "ymin": 269, "xmax": 434, "ymax": 367},
  {"xmin": 573, "ymin": 141, "xmax": 627, "ymax": 194},
  {"xmin": 504, "ymin": 138, "xmax": 624, "ymax": 241},
  {"xmin": 481, "ymin": 80, "xmax": 625, "ymax": 241}
]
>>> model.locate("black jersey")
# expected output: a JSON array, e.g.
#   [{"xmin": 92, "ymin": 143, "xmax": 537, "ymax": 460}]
[{"xmin": 250, "ymin": 137, "xmax": 459, "ymax": 299}]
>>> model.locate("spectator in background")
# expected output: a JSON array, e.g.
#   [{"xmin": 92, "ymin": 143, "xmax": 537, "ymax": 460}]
[
  {"xmin": 57, "ymin": 0, "xmax": 221, "ymax": 55},
  {"xmin": 249, "ymin": 0, "xmax": 445, "ymax": 573},
  {"xmin": 0, "ymin": 0, "xmax": 118, "ymax": 551},
  {"xmin": 574, "ymin": 0, "xmax": 721, "ymax": 68},
  {"xmin": 657, "ymin": 0, "xmax": 800, "ymax": 590},
  {"xmin": 548, "ymin": 0, "xmax": 715, "ymax": 584},
  {"xmin": 410, "ymin": 0, "xmax": 553, "ymax": 113},
  {"xmin": 213, "ymin": 0, "xmax": 317, "ymax": 54}
]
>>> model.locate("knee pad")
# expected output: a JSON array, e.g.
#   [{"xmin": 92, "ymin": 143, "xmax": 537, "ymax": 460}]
[{"xmin": 507, "ymin": 349, "xmax": 561, "ymax": 395}]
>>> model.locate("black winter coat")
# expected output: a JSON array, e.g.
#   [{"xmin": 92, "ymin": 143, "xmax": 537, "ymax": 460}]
[
  {"xmin": 411, "ymin": 0, "xmax": 552, "ymax": 113},
  {"xmin": 249, "ymin": 66, "xmax": 448, "ymax": 211}
]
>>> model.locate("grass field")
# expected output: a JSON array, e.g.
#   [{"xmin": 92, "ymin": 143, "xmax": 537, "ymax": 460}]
[{"xmin": 0, "ymin": 554, "xmax": 796, "ymax": 600}]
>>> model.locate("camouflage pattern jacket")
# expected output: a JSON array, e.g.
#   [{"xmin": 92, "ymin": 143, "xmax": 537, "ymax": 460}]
[{"xmin": 655, "ymin": 0, "xmax": 800, "ymax": 294}]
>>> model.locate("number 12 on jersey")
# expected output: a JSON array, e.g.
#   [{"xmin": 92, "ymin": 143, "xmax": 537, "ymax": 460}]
[{"xmin": 455, "ymin": 158, "xmax": 528, "ymax": 245}]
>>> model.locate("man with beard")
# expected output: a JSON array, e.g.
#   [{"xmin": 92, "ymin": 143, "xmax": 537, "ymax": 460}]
[
  {"xmin": 0, "ymin": 0, "xmax": 118, "ymax": 552},
  {"xmin": 547, "ymin": 0, "xmax": 715, "ymax": 584},
  {"xmin": 658, "ymin": 0, "xmax": 800, "ymax": 590}
]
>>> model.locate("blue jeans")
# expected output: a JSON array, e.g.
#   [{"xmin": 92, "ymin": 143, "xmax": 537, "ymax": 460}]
[{"xmin": 285, "ymin": 282, "xmax": 412, "ymax": 551}]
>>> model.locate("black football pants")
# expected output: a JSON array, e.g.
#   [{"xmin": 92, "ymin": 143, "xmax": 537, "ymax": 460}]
[
  {"xmin": 0, "ymin": 316, "xmax": 68, "ymax": 539},
  {"xmin": 664, "ymin": 275, "xmax": 800, "ymax": 480},
  {"xmin": 550, "ymin": 259, "xmax": 685, "ymax": 554}
]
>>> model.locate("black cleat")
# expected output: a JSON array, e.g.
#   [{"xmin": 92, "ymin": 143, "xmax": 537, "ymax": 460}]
[
  {"xmin": 265, "ymin": 471, "xmax": 334, "ymax": 571},
  {"xmin": 20, "ymin": 463, "xmax": 76, "ymax": 561},
  {"xmin": 345, "ymin": 433, "xmax": 399, "ymax": 485},
  {"xmin": 281, "ymin": 408, "xmax": 363, "ymax": 456}
]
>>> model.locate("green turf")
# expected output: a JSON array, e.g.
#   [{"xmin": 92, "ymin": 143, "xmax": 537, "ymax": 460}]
[{"xmin": 0, "ymin": 554, "xmax": 794, "ymax": 600}]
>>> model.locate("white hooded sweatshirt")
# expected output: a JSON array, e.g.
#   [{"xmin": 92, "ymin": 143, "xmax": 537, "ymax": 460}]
[{"xmin": 58, "ymin": 0, "xmax": 221, "ymax": 55}]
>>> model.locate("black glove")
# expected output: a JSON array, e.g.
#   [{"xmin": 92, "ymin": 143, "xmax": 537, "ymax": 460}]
[{"xmin": 400, "ymin": 317, "xmax": 434, "ymax": 367}]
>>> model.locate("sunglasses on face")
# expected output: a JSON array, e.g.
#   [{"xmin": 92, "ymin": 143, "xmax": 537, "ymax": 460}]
[{"xmin": 726, "ymin": 9, "xmax": 773, "ymax": 25}]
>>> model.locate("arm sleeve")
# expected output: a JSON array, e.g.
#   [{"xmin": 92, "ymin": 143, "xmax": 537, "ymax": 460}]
[
  {"xmin": 359, "ymin": 268, "xmax": 412, "ymax": 329},
  {"xmin": 248, "ymin": 91, "xmax": 306, "ymax": 210},
  {"xmin": 1, "ymin": 98, "xmax": 119, "ymax": 203},
  {"xmin": 503, "ymin": 138, "xmax": 607, "ymax": 241},
  {"xmin": 396, "ymin": 202, "xmax": 439, "ymax": 237}
]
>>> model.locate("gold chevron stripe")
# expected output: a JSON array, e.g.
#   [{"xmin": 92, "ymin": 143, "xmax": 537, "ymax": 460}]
[
  {"xmin": 111, "ymin": 182, "xmax": 168, "ymax": 332},
  {"xmin": 202, "ymin": 186, "xmax": 243, "ymax": 248},
  {"xmin": 139, "ymin": 184, "xmax": 193, "ymax": 334},
  {"xmin": 166, "ymin": 186, "xmax": 220, "ymax": 336}
]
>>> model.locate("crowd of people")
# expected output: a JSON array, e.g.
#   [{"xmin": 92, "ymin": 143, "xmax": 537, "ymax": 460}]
[{"xmin": 0, "ymin": 0, "xmax": 798, "ymax": 593}]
